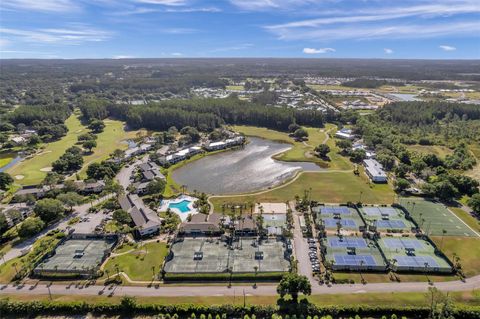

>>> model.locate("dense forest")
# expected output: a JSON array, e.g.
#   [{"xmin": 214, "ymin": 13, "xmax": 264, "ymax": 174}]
[
  {"xmin": 79, "ymin": 97, "xmax": 326, "ymax": 131},
  {"xmin": 342, "ymin": 79, "xmax": 405, "ymax": 88}
]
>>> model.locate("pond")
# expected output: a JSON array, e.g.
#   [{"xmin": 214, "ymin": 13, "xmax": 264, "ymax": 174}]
[{"xmin": 172, "ymin": 137, "xmax": 323, "ymax": 195}]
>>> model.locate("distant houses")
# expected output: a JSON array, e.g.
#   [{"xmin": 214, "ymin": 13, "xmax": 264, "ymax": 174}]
[
  {"xmin": 158, "ymin": 146, "xmax": 203, "ymax": 166},
  {"xmin": 363, "ymin": 159, "xmax": 388, "ymax": 183},
  {"xmin": 204, "ymin": 136, "xmax": 245, "ymax": 152},
  {"xmin": 334, "ymin": 128, "xmax": 355, "ymax": 140}
]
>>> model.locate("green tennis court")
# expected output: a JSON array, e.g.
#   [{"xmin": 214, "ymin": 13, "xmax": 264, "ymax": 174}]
[{"xmin": 399, "ymin": 198, "xmax": 479, "ymax": 237}]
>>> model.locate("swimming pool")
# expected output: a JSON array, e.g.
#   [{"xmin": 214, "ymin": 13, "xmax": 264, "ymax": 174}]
[{"xmin": 168, "ymin": 199, "xmax": 192, "ymax": 213}]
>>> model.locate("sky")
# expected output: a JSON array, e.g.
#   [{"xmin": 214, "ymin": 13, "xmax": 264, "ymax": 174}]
[{"xmin": 0, "ymin": 0, "xmax": 479, "ymax": 59}]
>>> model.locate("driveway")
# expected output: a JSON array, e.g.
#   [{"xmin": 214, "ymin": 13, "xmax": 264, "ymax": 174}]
[
  {"xmin": 116, "ymin": 156, "xmax": 147, "ymax": 190},
  {"xmin": 292, "ymin": 209, "xmax": 314, "ymax": 282}
]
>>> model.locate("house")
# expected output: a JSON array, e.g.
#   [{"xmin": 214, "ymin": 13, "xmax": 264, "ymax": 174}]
[
  {"xmin": 0, "ymin": 203, "xmax": 33, "ymax": 227},
  {"xmin": 133, "ymin": 181, "xmax": 150, "ymax": 195},
  {"xmin": 74, "ymin": 180, "xmax": 105, "ymax": 194},
  {"xmin": 158, "ymin": 146, "xmax": 203, "ymax": 166},
  {"xmin": 334, "ymin": 128, "xmax": 355, "ymax": 140},
  {"xmin": 178, "ymin": 213, "xmax": 222, "ymax": 236},
  {"xmin": 118, "ymin": 194, "xmax": 162, "ymax": 237},
  {"xmin": 138, "ymin": 162, "xmax": 165, "ymax": 181},
  {"xmin": 14, "ymin": 186, "xmax": 47, "ymax": 199},
  {"xmin": 204, "ymin": 136, "xmax": 245, "ymax": 152},
  {"xmin": 363, "ymin": 159, "xmax": 388, "ymax": 183}
]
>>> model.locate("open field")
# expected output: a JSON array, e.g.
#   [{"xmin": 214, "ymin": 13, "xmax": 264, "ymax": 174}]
[
  {"xmin": 210, "ymin": 170, "xmax": 394, "ymax": 210},
  {"xmin": 77, "ymin": 119, "xmax": 141, "ymax": 178},
  {"xmin": 407, "ymin": 145, "xmax": 453, "ymax": 158},
  {"xmin": 1, "ymin": 290, "xmax": 478, "ymax": 307},
  {"xmin": 102, "ymin": 241, "xmax": 168, "ymax": 281},
  {"xmin": 449, "ymin": 207, "xmax": 480, "ymax": 233},
  {"xmin": 431, "ymin": 236, "xmax": 480, "ymax": 277},
  {"xmin": 0, "ymin": 152, "xmax": 15, "ymax": 168},
  {"xmin": 6, "ymin": 114, "xmax": 86, "ymax": 185}
]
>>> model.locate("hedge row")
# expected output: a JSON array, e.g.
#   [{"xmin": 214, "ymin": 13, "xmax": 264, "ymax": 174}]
[{"xmin": 1, "ymin": 298, "xmax": 479, "ymax": 318}]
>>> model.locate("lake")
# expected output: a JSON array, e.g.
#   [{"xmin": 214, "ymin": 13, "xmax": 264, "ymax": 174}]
[{"xmin": 172, "ymin": 137, "xmax": 323, "ymax": 195}]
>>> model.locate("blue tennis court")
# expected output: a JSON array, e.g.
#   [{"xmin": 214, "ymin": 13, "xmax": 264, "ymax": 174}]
[
  {"xmin": 363, "ymin": 207, "xmax": 397, "ymax": 216},
  {"xmin": 323, "ymin": 218, "xmax": 357, "ymax": 228},
  {"xmin": 320, "ymin": 206, "xmax": 351, "ymax": 215},
  {"xmin": 375, "ymin": 220, "xmax": 407, "ymax": 229},
  {"xmin": 383, "ymin": 238, "xmax": 424, "ymax": 250},
  {"xmin": 334, "ymin": 254, "xmax": 377, "ymax": 266},
  {"xmin": 328, "ymin": 237, "xmax": 367, "ymax": 248},
  {"xmin": 394, "ymin": 255, "xmax": 439, "ymax": 268}
]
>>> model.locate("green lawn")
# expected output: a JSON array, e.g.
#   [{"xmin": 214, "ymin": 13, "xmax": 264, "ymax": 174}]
[
  {"xmin": 0, "ymin": 152, "xmax": 15, "ymax": 168},
  {"xmin": 210, "ymin": 170, "xmax": 394, "ymax": 210},
  {"xmin": 430, "ymin": 236, "xmax": 480, "ymax": 277},
  {"xmin": 77, "ymin": 119, "xmax": 140, "ymax": 178},
  {"xmin": 449, "ymin": 207, "xmax": 480, "ymax": 233},
  {"xmin": 6, "ymin": 113, "xmax": 87, "ymax": 185},
  {"xmin": 102, "ymin": 242, "xmax": 168, "ymax": 281}
]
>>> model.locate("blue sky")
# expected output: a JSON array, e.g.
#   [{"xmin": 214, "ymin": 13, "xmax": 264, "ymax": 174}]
[{"xmin": 0, "ymin": 0, "xmax": 479, "ymax": 59}]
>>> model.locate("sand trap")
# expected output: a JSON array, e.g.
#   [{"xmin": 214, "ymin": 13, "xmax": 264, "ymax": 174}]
[
  {"xmin": 15, "ymin": 175, "xmax": 24, "ymax": 180},
  {"xmin": 40, "ymin": 167, "xmax": 52, "ymax": 172},
  {"xmin": 75, "ymin": 129, "xmax": 83, "ymax": 133}
]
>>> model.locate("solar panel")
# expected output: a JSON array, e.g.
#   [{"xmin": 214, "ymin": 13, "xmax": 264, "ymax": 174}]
[
  {"xmin": 393, "ymin": 255, "xmax": 439, "ymax": 268},
  {"xmin": 334, "ymin": 254, "xmax": 377, "ymax": 266},
  {"xmin": 320, "ymin": 206, "xmax": 351, "ymax": 215},
  {"xmin": 383, "ymin": 238, "xmax": 424, "ymax": 250},
  {"xmin": 328, "ymin": 237, "xmax": 367, "ymax": 248},
  {"xmin": 363, "ymin": 207, "xmax": 397, "ymax": 216},
  {"xmin": 323, "ymin": 218, "xmax": 357, "ymax": 228},
  {"xmin": 375, "ymin": 220, "xmax": 406, "ymax": 229}
]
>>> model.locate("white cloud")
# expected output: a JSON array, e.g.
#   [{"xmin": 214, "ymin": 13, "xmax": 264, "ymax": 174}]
[
  {"xmin": 1, "ymin": 0, "xmax": 78, "ymax": 12},
  {"xmin": 0, "ymin": 38, "xmax": 11, "ymax": 48},
  {"xmin": 229, "ymin": 0, "xmax": 315, "ymax": 11},
  {"xmin": 384, "ymin": 48, "xmax": 393, "ymax": 54},
  {"xmin": 113, "ymin": 55, "xmax": 135, "ymax": 59},
  {"xmin": 265, "ymin": 1, "xmax": 480, "ymax": 41},
  {"xmin": 135, "ymin": 0, "xmax": 187, "ymax": 5},
  {"xmin": 171, "ymin": 52, "xmax": 183, "ymax": 56},
  {"xmin": 0, "ymin": 26, "xmax": 112, "ymax": 44},
  {"xmin": 439, "ymin": 45, "xmax": 456, "ymax": 51},
  {"xmin": 303, "ymin": 47, "xmax": 335, "ymax": 54},
  {"xmin": 210, "ymin": 43, "xmax": 253, "ymax": 53}
]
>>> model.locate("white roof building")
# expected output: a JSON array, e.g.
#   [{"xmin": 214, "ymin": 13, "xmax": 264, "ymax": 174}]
[{"xmin": 363, "ymin": 159, "xmax": 387, "ymax": 183}]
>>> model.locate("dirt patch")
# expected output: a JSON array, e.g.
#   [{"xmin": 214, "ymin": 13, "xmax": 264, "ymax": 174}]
[
  {"xmin": 36, "ymin": 150, "xmax": 52, "ymax": 156},
  {"xmin": 40, "ymin": 167, "xmax": 52, "ymax": 172},
  {"xmin": 14, "ymin": 175, "xmax": 24, "ymax": 180}
]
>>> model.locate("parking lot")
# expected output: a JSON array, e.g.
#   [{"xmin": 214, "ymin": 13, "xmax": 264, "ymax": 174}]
[{"xmin": 70, "ymin": 210, "xmax": 113, "ymax": 234}]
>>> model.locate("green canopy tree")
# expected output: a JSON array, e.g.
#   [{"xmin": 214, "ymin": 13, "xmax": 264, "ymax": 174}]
[
  {"xmin": 276, "ymin": 273, "xmax": 311, "ymax": 303},
  {"xmin": 34, "ymin": 198, "xmax": 65, "ymax": 223}
]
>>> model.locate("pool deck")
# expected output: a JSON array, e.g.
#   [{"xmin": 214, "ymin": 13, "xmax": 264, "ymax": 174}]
[{"xmin": 159, "ymin": 195, "xmax": 199, "ymax": 221}]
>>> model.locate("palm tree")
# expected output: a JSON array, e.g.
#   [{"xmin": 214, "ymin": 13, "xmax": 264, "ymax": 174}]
[
  {"xmin": 440, "ymin": 229, "xmax": 447, "ymax": 250},
  {"xmin": 359, "ymin": 260, "xmax": 365, "ymax": 284},
  {"xmin": 105, "ymin": 269, "xmax": 110, "ymax": 281},
  {"xmin": 12, "ymin": 262, "xmax": 18, "ymax": 275},
  {"xmin": 0, "ymin": 252, "xmax": 5, "ymax": 265},
  {"xmin": 253, "ymin": 266, "xmax": 258, "ymax": 288}
]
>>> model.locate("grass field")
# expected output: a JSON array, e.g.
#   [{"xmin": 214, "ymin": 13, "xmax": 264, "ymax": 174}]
[
  {"xmin": 399, "ymin": 197, "xmax": 479, "ymax": 237},
  {"xmin": 448, "ymin": 207, "xmax": 480, "ymax": 233},
  {"xmin": 1, "ymin": 290, "xmax": 478, "ymax": 307},
  {"xmin": 6, "ymin": 113, "xmax": 86, "ymax": 185},
  {"xmin": 210, "ymin": 170, "xmax": 394, "ymax": 210},
  {"xmin": 430, "ymin": 236, "xmax": 480, "ymax": 277},
  {"xmin": 77, "ymin": 119, "xmax": 140, "ymax": 178},
  {"xmin": 407, "ymin": 145, "xmax": 453, "ymax": 158},
  {"xmin": 102, "ymin": 242, "xmax": 168, "ymax": 281},
  {"xmin": 0, "ymin": 152, "xmax": 15, "ymax": 168}
]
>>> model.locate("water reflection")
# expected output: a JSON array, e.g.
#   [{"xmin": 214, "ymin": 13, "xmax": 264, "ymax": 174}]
[{"xmin": 172, "ymin": 137, "xmax": 323, "ymax": 195}]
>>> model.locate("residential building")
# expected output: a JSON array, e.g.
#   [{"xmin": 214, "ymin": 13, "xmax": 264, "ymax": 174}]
[
  {"xmin": 118, "ymin": 194, "xmax": 162, "ymax": 237},
  {"xmin": 178, "ymin": 213, "xmax": 222, "ymax": 236},
  {"xmin": 334, "ymin": 128, "xmax": 355, "ymax": 140}
]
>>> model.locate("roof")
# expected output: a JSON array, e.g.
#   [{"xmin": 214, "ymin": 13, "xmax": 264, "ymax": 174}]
[
  {"xmin": 363, "ymin": 159, "xmax": 387, "ymax": 178},
  {"xmin": 180, "ymin": 221, "xmax": 220, "ymax": 233}
]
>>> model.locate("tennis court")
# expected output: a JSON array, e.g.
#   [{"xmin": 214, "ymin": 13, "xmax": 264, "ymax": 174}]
[
  {"xmin": 317, "ymin": 206, "xmax": 351, "ymax": 215},
  {"xmin": 399, "ymin": 198, "xmax": 479, "ymax": 237},
  {"xmin": 323, "ymin": 218, "xmax": 357, "ymax": 228},
  {"xmin": 377, "ymin": 236, "xmax": 452, "ymax": 273},
  {"xmin": 328, "ymin": 237, "xmax": 367, "ymax": 248},
  {"xmin": 375, "ymin": 220, "xmax": 407, "ymax": 229},
  {"xmin": 322, "ymin": 236, "xmax": 387, "ymax": 271},
  {"xmin": 362, "ymin": 207, "xmax": 397, "ymax": 216},
  {"xmin": 163, "ymin": 237, "xmax": 290, "ymax": 274},
  {"xmin": 382, "ymin": 238, "xmax": 425, "ymax": 250},
  {"xmin": 334, "ymin": 254, "xmax": 378, "ymax": 266},
  {"xmin": 394, "ymin": 255, "xmax": 439, "ymax": 268}
]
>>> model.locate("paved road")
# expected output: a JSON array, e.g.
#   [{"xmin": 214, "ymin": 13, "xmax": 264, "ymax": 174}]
[
  {"xmin": 1, "ymin": 273, "xmax": 479, "ymax": 297},
  {"xmin": 292, "ymin": 211, "xmax": 314, "ymax": 282},
  {"xmin": 116, "ymin": 156, "xmax": 147, "ymax": 190},
  {"xmin": 0, "ymin": 194, "xmax": 113, "ymax": 266}
]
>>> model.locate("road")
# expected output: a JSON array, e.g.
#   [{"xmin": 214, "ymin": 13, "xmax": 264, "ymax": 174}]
[
  {"xmin": 292, "ymin": 210, "xmax": 314, "ymax": 282},
  {"xmin": 1, "ymin": 273, "xmax": 479, "ymax": 297},
  {"xmin": 0, "ymin": 194, "xmax": 114, "ymax": 266},
  {"xmin": 116, "ymin": 156, "xmax": 147, "ymax": 190}
]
